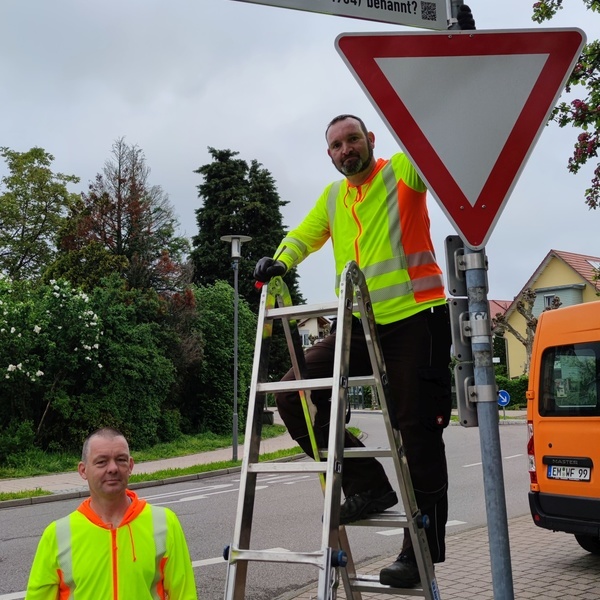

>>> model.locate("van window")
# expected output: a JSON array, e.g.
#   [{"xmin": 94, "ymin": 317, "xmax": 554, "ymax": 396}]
[{"xmin": 539, "ymin": 342, "xmax": 600, "ymax": 417}]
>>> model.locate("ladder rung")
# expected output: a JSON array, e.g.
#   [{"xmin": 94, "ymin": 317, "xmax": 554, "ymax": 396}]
[
  {"xmin": 348, "ymin": 574, "xmax": 429, "ymax": 596},
  {"xmin": 248, "ymin": 462, "xmax": 327, "ymax": 473},
  {"xmin": 230, "ymin": 547, "xmax": 329, "ymax": 568},
  {"xmin": 257, "ymin": 378, "xmax": 333, "ymax": 394},
  {"xmin": 318, "ymin": 447, "xmax": 393, "ymax": 459},
  {"xmin": 265, "ymin": 301, "xmax": 339, "ymax": 320},
  {"xmin": 342, "ymin": 447, "xmax": 393, "ymax": 458},
  {"xmin": 344, "ymin": 510, "xmax": 410, "ymax": 527},
  {"xmin": 257, "ymin": 375, "xmax": 377, "ymax": 395}
]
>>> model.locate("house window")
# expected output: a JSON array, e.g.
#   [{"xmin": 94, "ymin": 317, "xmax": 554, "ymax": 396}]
[
  {"xmin": 544, "ymin": 294, "xmax": 558, "ymax": 309},
  {"xmin": 300, "ymin": 333, "xmax": 310, "ymax": 347}
]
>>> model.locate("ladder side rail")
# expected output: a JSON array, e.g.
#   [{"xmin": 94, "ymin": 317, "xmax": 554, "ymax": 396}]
[
  {"xmin": 270, "ymin": 278, "xmax": 322, "ymax": 474},
  {"xmin": 317, "ymin": 263, "xmax": 357, "ymax": 599},
  {"xmin": 352, "ymin": 268, "xmax": 439, "ymax": 600},
  {"xmin": 225, "ymin": 283, "xmax": 277, "ymax": 600}
]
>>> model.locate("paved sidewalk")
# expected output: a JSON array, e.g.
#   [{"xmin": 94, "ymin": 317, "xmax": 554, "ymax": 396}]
[{"xmin": 285, "ymin": 514, "xmax": 600, "ymax": 599}]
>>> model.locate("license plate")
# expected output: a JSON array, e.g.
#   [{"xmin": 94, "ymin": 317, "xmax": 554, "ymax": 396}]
[{"xmin": 547, "ymin": 465, "xmax": 591, "ymax": 481}]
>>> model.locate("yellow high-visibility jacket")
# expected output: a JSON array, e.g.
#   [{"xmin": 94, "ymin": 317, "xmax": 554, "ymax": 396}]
[
  {"xmin": 25, "ymin": 490, "xmax": 197, "ymax": 600},
  {"xmin": 277, "ymin": 154, "xmax": 446, "ymax": 324}
]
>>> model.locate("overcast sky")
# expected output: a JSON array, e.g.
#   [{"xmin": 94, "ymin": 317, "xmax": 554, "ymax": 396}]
[{"xmin": 2, "ymin": 0, "xmax": 599, "ymax": 305}]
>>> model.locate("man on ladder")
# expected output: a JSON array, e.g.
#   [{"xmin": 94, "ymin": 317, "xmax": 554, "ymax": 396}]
[{"xmin": 253, "ymin": 19, "xmax": 476, "ymax": 581}]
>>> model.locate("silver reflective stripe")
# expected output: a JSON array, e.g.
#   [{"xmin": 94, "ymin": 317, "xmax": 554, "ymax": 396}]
[
  {"xmin": 381, "ymin": 160, "xmax": 404, "ymax": 258},
  {"xmin": 280, "ymin": 235, "xmax": 308, "ymax": 262},
  {"xmin": 326, "ymin": 181, "xmax": 341, "ymax": 227},
  {"xmin": 55, "ymin": 515, "xmax": 74, "ymax": 598},
  {"xmin": 412, "ymin": 273, "xmax": 445, "ymax": 292},
  {"xmin": 151, "ymin": 506, "xmax": 168, "ymax": 600},
  {"xmin": 369, "ymin": 281, "xmax": 413, "ymax": 304},
  {"xmin": 361, "ymin": 257, "xmax": 406, "ymax": 279},
  {"xmin": 406, "ymin": 250, "xmax": 437, "ymax": 268}
]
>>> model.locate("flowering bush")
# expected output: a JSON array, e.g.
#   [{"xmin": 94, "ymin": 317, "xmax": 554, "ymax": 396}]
[
  {"xmin": 533, "ymin": 2, "xmax": 600, "ymax": 208},
  {"xmin": 0, "ymin": 277, "xmax": 102, "ymax": 455}
]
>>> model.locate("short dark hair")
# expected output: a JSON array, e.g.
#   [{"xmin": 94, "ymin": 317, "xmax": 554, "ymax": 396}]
[
  {"xmin": 325, "ymin": 114, "xmax": 369, "ymax": 140},
  {"xmin": 81, "ymin": 427, "xmax": 127, "ymax": 462}
]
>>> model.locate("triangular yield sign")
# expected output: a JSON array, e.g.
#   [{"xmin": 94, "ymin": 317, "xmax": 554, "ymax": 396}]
[{"xmin": 336, "ymin": 29, "xmax": 586, "ymax": 249}]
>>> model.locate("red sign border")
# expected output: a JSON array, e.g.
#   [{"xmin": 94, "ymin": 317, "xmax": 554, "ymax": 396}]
[{"xmin": 336, "ymin": 29, "xmax": 586, "ymax": 249}]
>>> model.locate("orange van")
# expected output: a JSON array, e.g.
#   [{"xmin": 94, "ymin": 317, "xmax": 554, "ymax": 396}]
[{"xmin": 527, "ymin": 301, "xmax": 600, "ymax": 554}]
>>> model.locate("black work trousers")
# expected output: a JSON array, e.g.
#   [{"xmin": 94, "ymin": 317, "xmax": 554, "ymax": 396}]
[{"xmin": 275, "ymin": 303, "xmax": 452, "ymax": 563}]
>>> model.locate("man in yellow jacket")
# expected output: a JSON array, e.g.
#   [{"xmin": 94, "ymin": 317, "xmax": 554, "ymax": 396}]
[
  {"xmin": 254, "ymin": 113, "xmax": 452, "ymax": 589},
  {"xmin": 25, "ymin": 427, "xmax": 198, "ymax": 599}
]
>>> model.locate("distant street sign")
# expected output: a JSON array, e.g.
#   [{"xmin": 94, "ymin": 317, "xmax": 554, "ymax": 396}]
[
  {"xmin": 231, "ymin": 0, "xmax": 449, "ymax": 30},
  {"xmin": 498, "ymin": 390, "xmax": 510, "ymax": 407},
  {"xmin": 336, "ymin": 29, "xmax": 586, "ymax": 249}
]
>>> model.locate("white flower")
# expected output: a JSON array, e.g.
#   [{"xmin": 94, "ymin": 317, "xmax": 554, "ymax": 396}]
[
  {"xmin": 7, "ymin": 364, "xmax": 16, "ymax": 372},
  {"xmin": 33, "ymin": 325, "xmax": 41, "ymax": 334},
  {"xmin": 10, "ymin": 327, "xmax": 15, "ymax": 334},
  {"xmin": 17, "ymin": 363, "xmax": 22, "ymax": 370},
  {"xmin": 97, "ymin": 363, "xmax": 103, "ymax": 369},
  {"xmin": 35, "ymin": 370, "xmax": 44, "ymax": 377}
]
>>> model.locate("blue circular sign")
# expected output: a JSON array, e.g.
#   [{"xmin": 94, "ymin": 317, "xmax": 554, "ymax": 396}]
[{"xmin": 498, "ymin": 389, "xmax": 510, "ymax": 407}]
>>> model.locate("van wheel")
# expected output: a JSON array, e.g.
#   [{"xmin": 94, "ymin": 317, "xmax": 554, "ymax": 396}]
[{"xmin": 574, "ymin": 534, "xmax": 600, "ymax": 555}]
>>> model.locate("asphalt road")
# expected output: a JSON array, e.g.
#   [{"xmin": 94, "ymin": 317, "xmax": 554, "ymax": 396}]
[{"xmin": 0, "ymin": 413, "xmax": 529, "ymax": 599}]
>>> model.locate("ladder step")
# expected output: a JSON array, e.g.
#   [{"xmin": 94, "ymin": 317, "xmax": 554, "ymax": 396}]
[
  {"xmin": 257, "ymin": 375, "xmax": 377, "ymax": 395},
  {"xmin": 347, "ymin": 574, "xmax": 430, "ymax": 596},
  {"xmin": 230, "ymin": 547, "xmax": 330, "ymax": 568},
  {"xmin": 265, "ymin": 301, "xmax": 340, "ymax": 320},
  {"xmin": 247, "ymin": 462, "xmax": 327, "ymax": 474},
  {"xmin": 320, "ymin": 447, "xmax": 394, "ymax": 459},
  {"xmin": 343, "ymin": 510, "xmax": 410, "ymax": 527}
]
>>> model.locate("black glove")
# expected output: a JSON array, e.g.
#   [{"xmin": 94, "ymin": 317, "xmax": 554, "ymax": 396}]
[
  {"xmin": 254, "ymin": 257, "xmax": 286, "ymax": 283},
  {"xmin": 457, "ymin": 4, "xmax": 476, "ymax": 30}
]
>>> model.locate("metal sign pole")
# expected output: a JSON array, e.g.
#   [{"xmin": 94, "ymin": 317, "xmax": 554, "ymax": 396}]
[{"xmin": 463, "ymin": 246, "xmax": 515, "ymax": 600}]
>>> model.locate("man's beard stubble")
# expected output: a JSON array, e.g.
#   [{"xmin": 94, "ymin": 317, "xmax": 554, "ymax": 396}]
[{"xmin": 336, "ymin": 145, "xmax": 374, "ymax": 177}]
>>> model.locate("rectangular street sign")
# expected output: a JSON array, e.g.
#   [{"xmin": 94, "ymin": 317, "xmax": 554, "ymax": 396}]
[{"xmin": 231, "ymin": 0, "xmax": 449, "ymax": 31}]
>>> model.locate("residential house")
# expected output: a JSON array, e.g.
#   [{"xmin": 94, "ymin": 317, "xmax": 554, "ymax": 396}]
[
  {"xmin": 497, "ymin": 250, "xmax": 600, "ymax": 378},
  {"xmin": 298, "ymin": 315, "xmax": 332, "ymax": 349}
]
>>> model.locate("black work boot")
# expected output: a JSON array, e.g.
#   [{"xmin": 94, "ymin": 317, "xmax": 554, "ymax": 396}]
[
  {"xmin": 379, "ymin": 553, "xmax": 421, "ymax": 588},
  {"xmin": 339, "ymin": 488, "xmax": 398, "ymax": 525}
]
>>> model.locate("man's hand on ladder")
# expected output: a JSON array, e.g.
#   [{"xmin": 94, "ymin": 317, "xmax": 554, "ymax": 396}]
[{"xmin": 254, "ymin": 256, "xmax": 286, "ymax": 289}]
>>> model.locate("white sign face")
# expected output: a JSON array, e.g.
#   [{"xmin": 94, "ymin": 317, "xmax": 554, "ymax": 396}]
[{"xmin": 231, "ymin": 0, "xmax": 449, "ymax": 31}]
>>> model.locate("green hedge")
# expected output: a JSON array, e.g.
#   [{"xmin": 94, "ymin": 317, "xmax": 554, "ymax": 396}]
[{"xmin": 495, "ymin": 375, "xmax": 529, "ymax": 409}]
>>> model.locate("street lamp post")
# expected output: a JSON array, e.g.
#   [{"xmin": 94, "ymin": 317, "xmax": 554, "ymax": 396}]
[{"xmin": 220, "ymin": 234, "xmax": 252, "ymax": 462}]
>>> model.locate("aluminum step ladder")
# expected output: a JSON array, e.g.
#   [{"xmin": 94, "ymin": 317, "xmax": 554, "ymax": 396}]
[{"xmin": 224, "ymin": 261, "xmax": 441, "ymax": 600}]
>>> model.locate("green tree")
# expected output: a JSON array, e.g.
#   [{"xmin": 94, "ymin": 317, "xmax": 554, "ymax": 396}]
[
  {"xmin": 82, "ymin": 274, "xmax": 178, "ymax": 449},
  {"xmin": 193, "ymin": 281, "xmax": 256, "ymax": 434},
  {"xmin": 190, "ymin": 148, "xmax": 304, "ymax": 313},
  {"xmin": 492, "ymin": 288, "xmax": 562, "ymax": 375},
  {"xmin": 532, "ymin": 1, "xmax": 600, "ymax": 207},
  {"xmin": 53, "ymin": 138, "xmax": 190, "ymax": 293},
  {"xmin": 0, "ymin": 147, "xmax": 79, "ymax": 281},
  {"xmin": 190, "ymin": 148, "xmax": 305, "ymax": 382}
]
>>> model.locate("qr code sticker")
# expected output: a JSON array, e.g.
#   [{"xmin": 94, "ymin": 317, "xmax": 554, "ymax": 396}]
[{"xmin": 421, "ymin": 1, "xmax": 437, "ymax": 21}]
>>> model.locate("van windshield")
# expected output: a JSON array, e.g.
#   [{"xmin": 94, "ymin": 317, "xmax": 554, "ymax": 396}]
[{"xmin": 539, "ymin": 342, "xmax": 600, "ymax": 417}]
